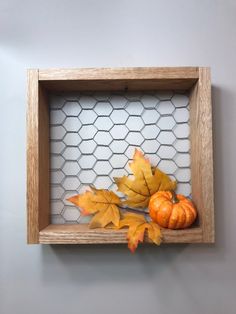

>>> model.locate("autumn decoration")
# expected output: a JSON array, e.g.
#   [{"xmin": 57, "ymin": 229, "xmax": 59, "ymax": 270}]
[
  {"xmin": 149, "ymin": 191, "xmax": 197, "ymax": 229},
  {"xmin": 68, "ymin": 149, "xmax": 197, "ymax": 252}
]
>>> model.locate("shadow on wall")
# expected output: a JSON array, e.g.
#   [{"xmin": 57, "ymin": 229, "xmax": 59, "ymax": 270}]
[
  {"xmin": 40, "ymin": 85, "xmax": 225, "ymax": 284},
  {"xmin": 40, "ymin": 242, "xmax": 219, "ymax": 285},
  {"xmin": 40, "ymin": 243, "xmax": 187, "ymax": 284}
]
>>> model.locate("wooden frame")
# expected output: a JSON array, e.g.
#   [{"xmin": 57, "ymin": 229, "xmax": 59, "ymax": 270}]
[{"xmin": 27, "ymin": 67, "xmax": 214, "ymax": 244}]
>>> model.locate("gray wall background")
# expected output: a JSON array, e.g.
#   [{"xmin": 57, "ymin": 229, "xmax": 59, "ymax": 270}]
[{"xmin": 1, "ymin": 0, "xmax": 236, "ymax": 313}]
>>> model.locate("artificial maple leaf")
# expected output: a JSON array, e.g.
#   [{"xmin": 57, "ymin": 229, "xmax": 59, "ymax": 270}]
[
  {"xmin": 119, "ymin": 213, "xmax": 162, "ymax": 252},
  {"xmin": 67, "ymin": 188, "xmax": 121, "ymax": 228},
  {"xmin": 114, "ymin": 149, "xmax": 176, "ymax": 208}
]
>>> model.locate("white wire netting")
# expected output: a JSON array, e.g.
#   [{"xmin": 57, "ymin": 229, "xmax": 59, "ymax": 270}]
[{"xmin": 49, "ymin": 91, "xmax": 191, "ymax": 224}]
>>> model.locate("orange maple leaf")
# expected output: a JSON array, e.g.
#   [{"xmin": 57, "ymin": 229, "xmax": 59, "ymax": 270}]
[
  {"xmin": 68, "ymin": 188, "xmax": 121, "ymax": 228},
  {"xmin": 115, "ymin": 149, "xmax": 176, "ymax": 208},
  {"xmin": 119, "ymin": 212, "xmax": 162, "ymax": 253}
]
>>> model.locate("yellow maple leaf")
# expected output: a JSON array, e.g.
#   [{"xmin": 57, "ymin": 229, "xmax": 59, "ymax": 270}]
[
  {"xmin": 67, "ymin": 188, "xmax": 121, "ymax": 228},
  {"xmin": 119, "ymin": 213, "xmax": 162, "ymax": 253},
  {"xmin": 115, "ymin": 149, "xmax": 176, "ymax": 208}
]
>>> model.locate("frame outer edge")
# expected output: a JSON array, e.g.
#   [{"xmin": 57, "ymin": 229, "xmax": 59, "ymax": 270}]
[
  {"xmin": 190, "ymin": 67, "xmax": 214, "ymax": 243},
  {"xmin": 200, "ymin": 67, "xmax": 215, "ymax": 243},
  {"xmin": 27, "ymin": 69, "xmax": 40, "ymax": 244},
  {"xmin": 38, "ymin": 67, "xmax": 199, "ymax": 81}
]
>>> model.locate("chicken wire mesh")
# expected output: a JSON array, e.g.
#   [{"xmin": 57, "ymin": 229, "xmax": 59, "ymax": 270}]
[{"xmin": 49, "ymin": 91, "xmax": 191, "ymax": 224}]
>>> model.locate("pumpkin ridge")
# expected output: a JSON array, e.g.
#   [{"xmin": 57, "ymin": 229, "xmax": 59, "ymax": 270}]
[
  {"xmin": 168, "ymin": 204, "xmax": 178, "ymax": 229},
  {"xmin": 178, "ymin": 203, "xmax": 187, "ymax": 228},
  {"xmin": 183, "ymin": 202, "xmax": 197, "ymax": 219},
  {"xmin": 159, "ymin": 200, "xmax": 172, "ymax": 228}
]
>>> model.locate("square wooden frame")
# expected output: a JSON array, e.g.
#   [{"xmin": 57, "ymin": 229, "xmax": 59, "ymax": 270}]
[{"xmin": 27, "ymin": 67, "xmax": 214, "ymax": 244}]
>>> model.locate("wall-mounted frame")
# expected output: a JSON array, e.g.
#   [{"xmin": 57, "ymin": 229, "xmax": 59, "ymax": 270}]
[{"xmin": 27, "ymin": 67, "xmax": 214, "ymax": 244}]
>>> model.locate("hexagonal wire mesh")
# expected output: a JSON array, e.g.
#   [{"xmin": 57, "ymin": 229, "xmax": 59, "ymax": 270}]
[{"xmin": 49, "ymin": 91, "xmax": 191, "ymax": 224}]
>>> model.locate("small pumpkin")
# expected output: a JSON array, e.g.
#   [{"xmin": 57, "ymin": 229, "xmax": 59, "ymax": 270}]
[{"xmin": 149, "ymin": 191, "xmax": 197, "ymax": 229}]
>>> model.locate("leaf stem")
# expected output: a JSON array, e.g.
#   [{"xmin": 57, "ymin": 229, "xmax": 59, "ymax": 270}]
[{"xmin": 118, "ymin": 206, "xmax": 149, "ymax": 215}]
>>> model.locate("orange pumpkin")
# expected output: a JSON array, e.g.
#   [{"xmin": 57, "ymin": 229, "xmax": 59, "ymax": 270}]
[{"xmin": 149, "ymin": 191, "xmax": 197, "ymax": 229}]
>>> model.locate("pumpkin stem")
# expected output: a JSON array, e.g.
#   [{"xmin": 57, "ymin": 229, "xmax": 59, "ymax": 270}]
[{"xmin": 171, "ymin": 190, "xmax": 179, "ymax": 204}]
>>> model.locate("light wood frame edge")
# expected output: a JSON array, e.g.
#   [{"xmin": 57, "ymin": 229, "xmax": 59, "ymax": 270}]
[
  {"xmin": 189, "ymin": 67, "xmax": 214, "ymax": 243},
  {"xmin": 39, "ymin": 225, "xmax": 203, "ymax": 244},
  {"xmin": 38, "ymin": 66, "xmax": 199, "ymax": 81},
  {"xmin": 27, "ymin": 66, "xmax": 214, "ymax": 245},
  {"xmin": 27, "ymin": 69, "xmax": 50, "ymax": 243},
  {"xmin": 38, "ymin": 67, "xmax": 199, "ymax": 92},
  {"xmin": 27, "ymin": 69, "xmax": 39, "ymax": 243}
]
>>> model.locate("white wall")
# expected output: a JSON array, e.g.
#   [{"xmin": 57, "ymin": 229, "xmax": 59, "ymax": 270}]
[{"xmin": 1, "ymin": 1, "xmax": 236, "ymax": 313}]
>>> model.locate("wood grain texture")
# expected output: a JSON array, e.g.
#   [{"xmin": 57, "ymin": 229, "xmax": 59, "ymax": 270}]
[
  {"xmin": 27, "ymin": 69, "xmax": 40, "ymax": 243},
  {"xmin": 189, "ymin": 67, "xmax": 214, "ymax": 243},
  {"xmin": 38, "ymin": 84, "xmax": 50, "ymax": 231},
  {"xmin": 39, "ymin": 67, "xmax": 199, "ymax": 91},
  {"xmin": 39, "ymin": 224, "xmax": 203, "ymax": 244},
  {"xmin": 40, "ymin": 79, "xmax": 198, "ymax": 92},
  {"xmin": 27, "ymin": 70, "xmax": 50, "ymax": 244},
  {"xmin": 39, "ymin": 67, "xmax": 199, "ymax": 80}
]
